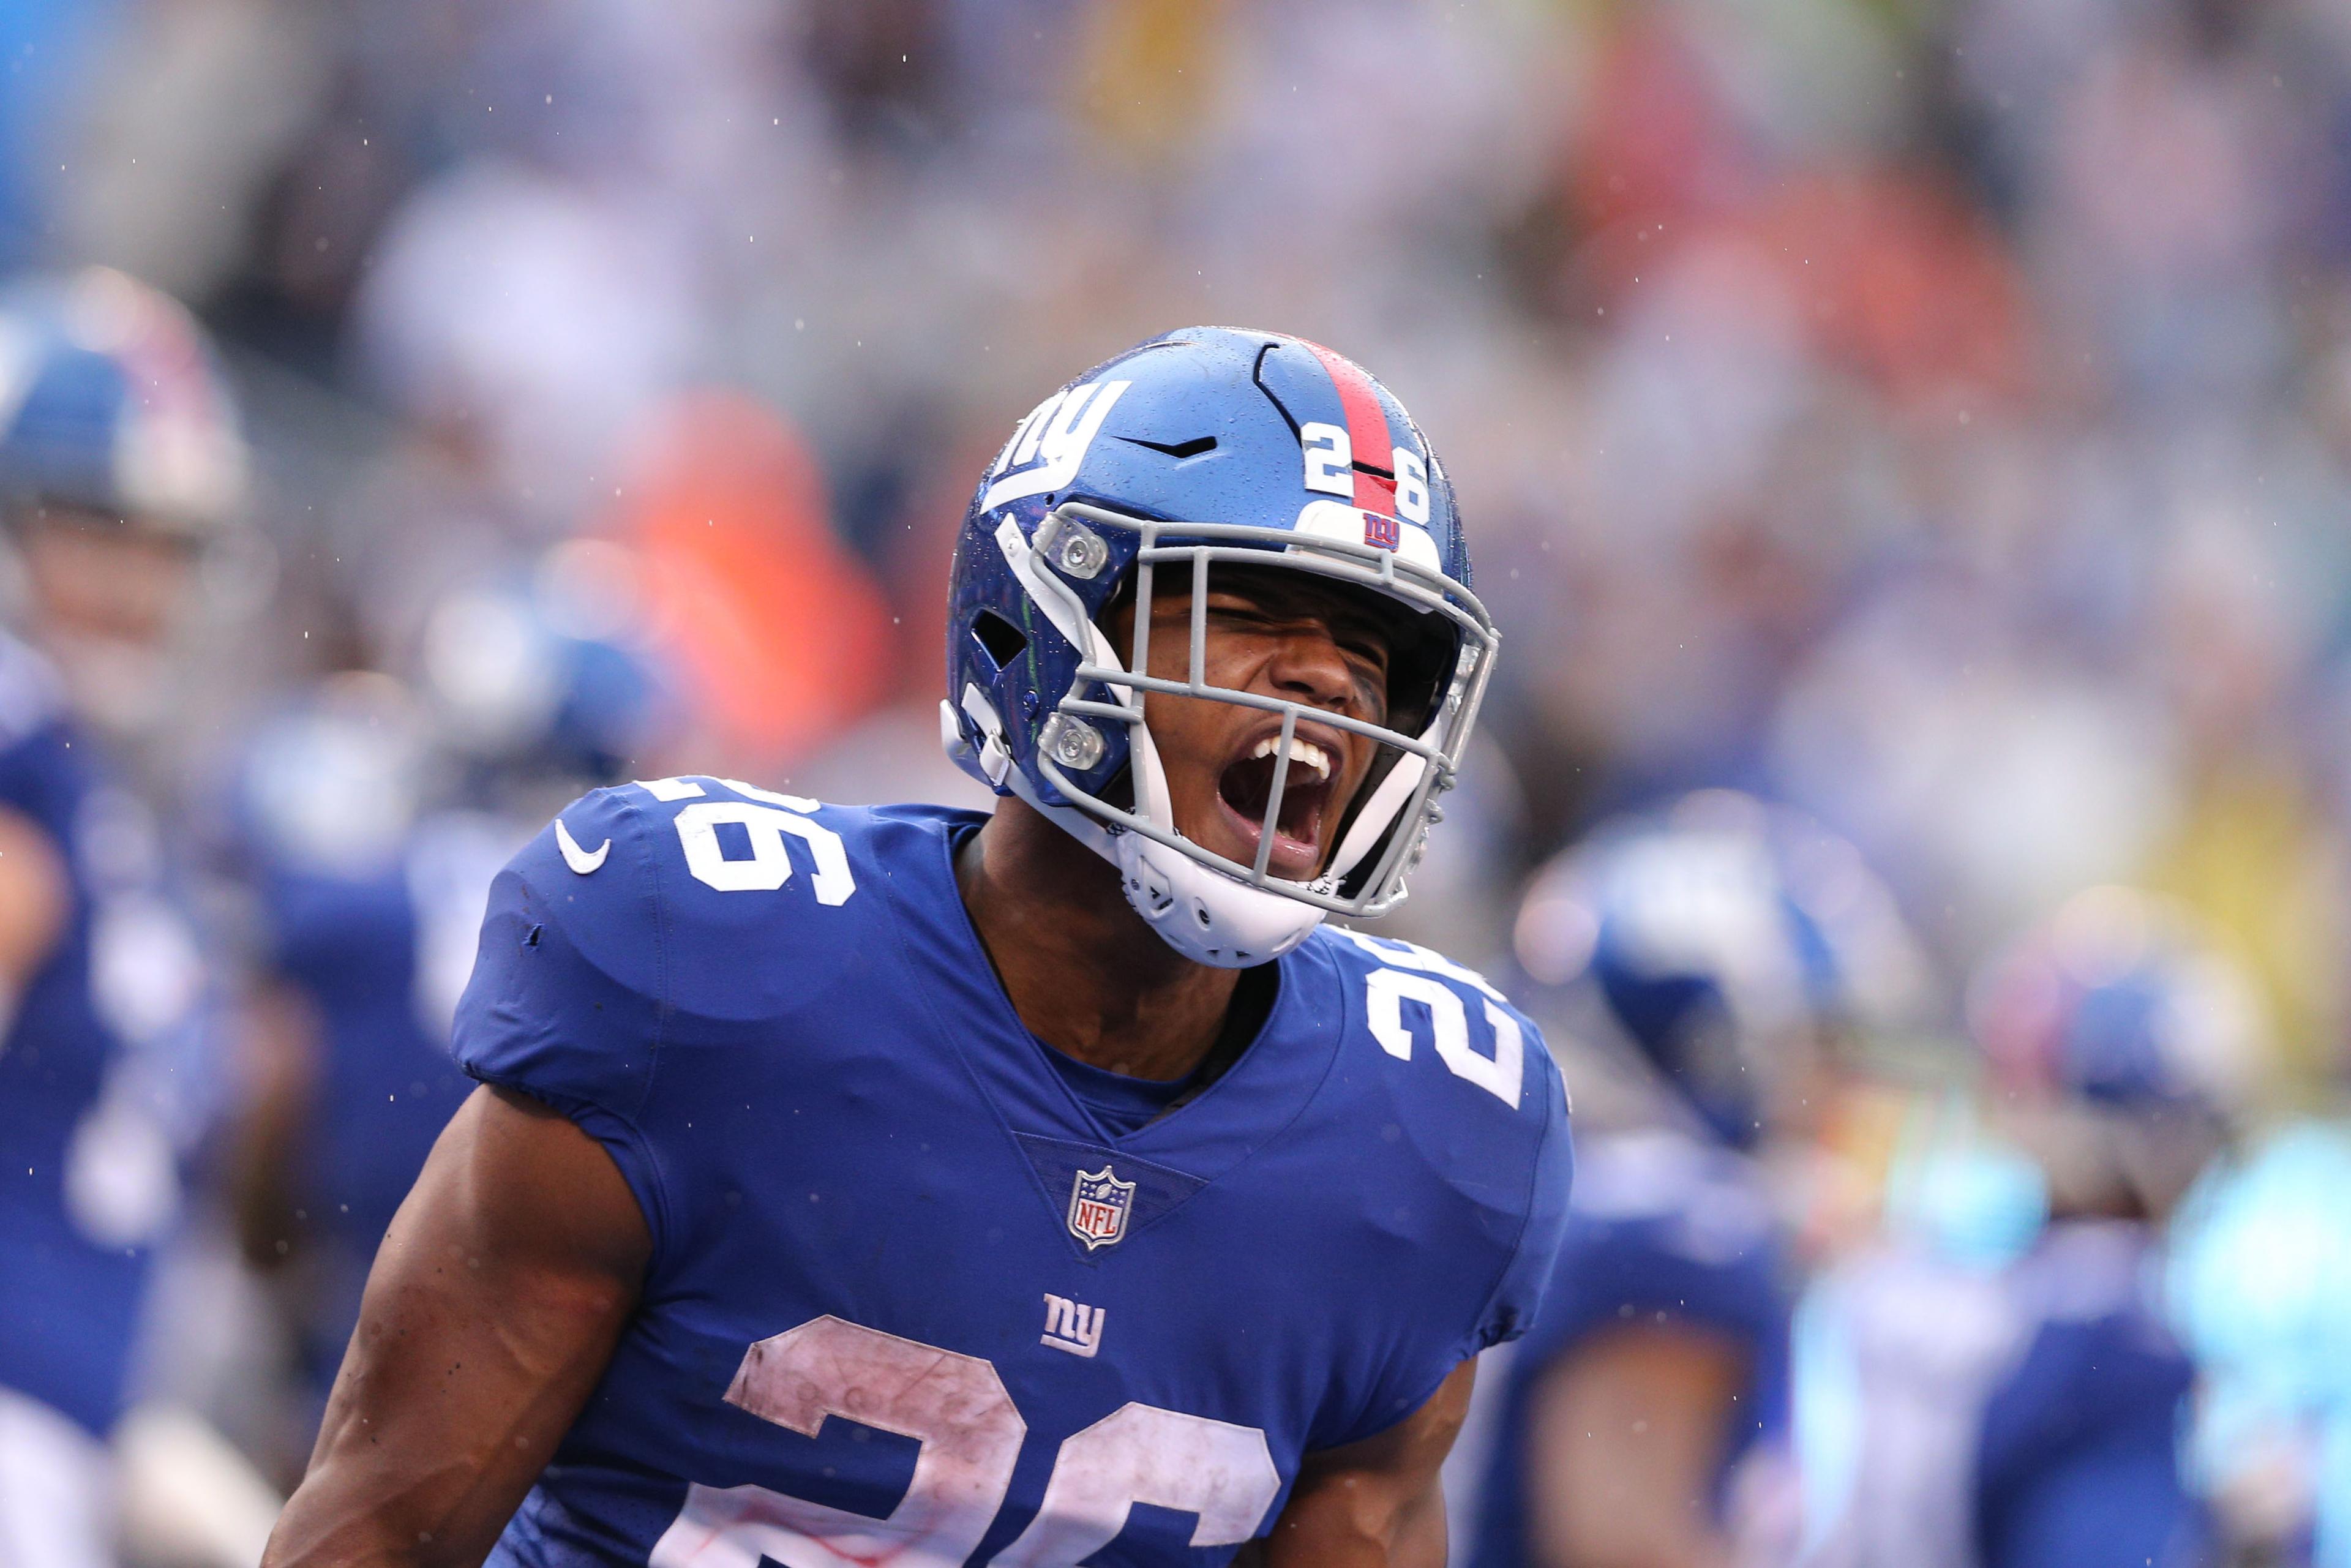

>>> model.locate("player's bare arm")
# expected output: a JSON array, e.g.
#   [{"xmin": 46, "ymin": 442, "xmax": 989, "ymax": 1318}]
[
  {"xmin": 1243, "ymin": 1360, "xmax": 1477, "ymax": 1567},
  {"xmin": 264, "ymin": 1087, "xmax": 648, "ymax": 1568},
  {"xmin": 1526, "ymin": 1327, "xmax": 1746, "ymax": 1568}
]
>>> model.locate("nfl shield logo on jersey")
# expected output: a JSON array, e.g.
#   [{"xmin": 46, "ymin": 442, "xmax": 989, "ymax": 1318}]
[{"xmin": 1067, "ymin": 1165, "xmax": 1136, "ymax": 1250}]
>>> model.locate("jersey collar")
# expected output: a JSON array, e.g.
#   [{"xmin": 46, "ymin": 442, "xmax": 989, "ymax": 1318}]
[{"xmin": 879, "ymin": 814, "xmax": 1349, "ymax": 1185}]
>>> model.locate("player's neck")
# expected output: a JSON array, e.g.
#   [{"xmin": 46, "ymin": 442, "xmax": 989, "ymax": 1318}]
[{"xmin": 958, "ymin": 799, "xmax": 1242, "ymax": 1083}]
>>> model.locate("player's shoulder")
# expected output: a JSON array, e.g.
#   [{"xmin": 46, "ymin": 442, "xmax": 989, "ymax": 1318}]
[
  {"xmin": 1298, "ymin": 924, "xmax": 1575, "ymax": 1352},
  {"xmin": 455, "ymin": 781, "xmax": 974, "ymax": 1112},
  {"xmin": 534, "ymin": 774, "xmax": 966, "ymax": 887},
  {"xmin": 1304, "ymin": 923, "xmax": 1567, "ymax": 1135},
  {"xmin": 513, "ymin": 776, "xmax": 971, "ymax": 970},
  {"xmin": 1297, "ymin": 923, "xmax": 1570, "ymax": 1225}
]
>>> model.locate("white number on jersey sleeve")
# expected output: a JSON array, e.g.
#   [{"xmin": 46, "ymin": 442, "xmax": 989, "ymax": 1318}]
[
  {"xmin": 674, "ymin": 801, "xmax": 855, "ymax": 903},
  {"xmin": 1364, "ymin": 967, "xmax": 1525, "ymax": 1108},
  {"xmin": 987, "ymin": 1404, "xmax": 1281, "ymax": 1567},
  {"xmin": 636, "ymin": 778, "xmax": 857, "ymax": 906},
  {"xmin": 648, "ymin": 1316, "xmax": 1026, "ymax": 1568}
]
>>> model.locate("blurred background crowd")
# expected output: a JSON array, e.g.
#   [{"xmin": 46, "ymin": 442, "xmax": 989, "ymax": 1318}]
[{"xmin": 6, "ymin": 0, "xmax": 2351, "ymax": 1566}]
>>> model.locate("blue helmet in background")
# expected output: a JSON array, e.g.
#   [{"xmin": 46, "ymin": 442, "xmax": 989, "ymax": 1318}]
[
  {"xmin": 0, "ymin": 267, "xmax": 247, "ymax": 536},
  {"xmin": 1963, "ymin": 887, "xmax": 2267, "ymax": 1226},
  {"xmin": 1968, "ymin": 885, "xmax": 2267, "ymax": 1120},
  {"xmin": 1515, "ymin": 790, "xmax": 1927, "ymax": 1146},
  {"xmin": 942, "ymin": 325, "xmax": 1494, "ymax": 967},
  {"xmin": 416, "ymin": 539, "xmax": 671, "ymax": 795}
]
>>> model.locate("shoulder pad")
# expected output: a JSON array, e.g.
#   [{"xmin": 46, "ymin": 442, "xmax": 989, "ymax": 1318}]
[
  {"xmin": 604, "ymin": 778, "xmax": 894, "ymax": 1025},
  {"xmin": 1316, "ymin": 925, "xmax": 1563, "ymax": 1121},
  {"xmin": 1306, "ymin": 925, "xmax": 1574, "ymax": 1357}
]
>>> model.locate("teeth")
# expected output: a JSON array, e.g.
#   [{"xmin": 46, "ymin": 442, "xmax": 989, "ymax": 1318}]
[{"xmin": 1248, "ymin": 736, "xmax": 1332, "ymax": 782}]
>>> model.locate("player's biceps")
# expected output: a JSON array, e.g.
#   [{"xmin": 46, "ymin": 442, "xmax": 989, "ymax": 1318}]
[
  {"xmin": 1257, "ymin": 1471, "xmax": 1408, "ymax": 1567},
  {"xmin": 314, "ymin": 1111, "xmax": 637, "ymax": 1504},
  {"xmin": 349, "ymin": 1091, "xmax": 645, "ymax": 1391}
]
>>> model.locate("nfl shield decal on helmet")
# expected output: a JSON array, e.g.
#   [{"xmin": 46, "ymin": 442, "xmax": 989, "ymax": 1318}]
[{"xmin": 1067, "ymin": 1166, "xmax": 1136, "ymax": 1250}]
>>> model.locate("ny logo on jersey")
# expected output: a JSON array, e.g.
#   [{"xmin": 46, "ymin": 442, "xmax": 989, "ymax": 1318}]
[
  {"xmin": 1040, "ymin": 1294, "xmax": 1106, "ymax": 1358},
  {"xmin": 1067, "ymin": 1165, "xmax": 1135, "ymax": 1250}
]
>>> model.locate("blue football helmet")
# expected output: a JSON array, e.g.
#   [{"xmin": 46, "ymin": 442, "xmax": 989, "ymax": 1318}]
[
  {"xmin": 942, "ymin": 326, "xmax": 1495, "ymax": 966},
  {"xmin": 418, "ymin": 540, "xmax": 670, "ymax": 795},
  {"xmin": 1968, "ymin": 885, "xmax": 2265, "ymax": 1119},
  {"xmin": 0, "ymin": 267, "xmax": 247, "ymax": 536},
  {"xmin": 238, "ymin": 672, "xmax": 437, "ymax": 879},
  {"xmin": 1513, "ymin": 790, "xmax": 1925, "ymax": 1145}
]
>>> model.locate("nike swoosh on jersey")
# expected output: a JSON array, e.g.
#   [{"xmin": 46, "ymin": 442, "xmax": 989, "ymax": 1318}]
[{"xmin": 555, "ymin": 817, "xmax": 610, "ymax": 875}]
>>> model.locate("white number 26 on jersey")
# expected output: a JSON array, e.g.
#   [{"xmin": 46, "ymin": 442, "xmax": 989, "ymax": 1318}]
[
  {"xmin": 1340, "ymin": 932, "xmax": 1526, "ymax": 1108},
  {"xmin": 648, "ymin": 1316, "xmax": 1280, "ymax": 1568},
  {"xmin": 639, "ymin": 778, "xmax": 857, "ymax": 906}
]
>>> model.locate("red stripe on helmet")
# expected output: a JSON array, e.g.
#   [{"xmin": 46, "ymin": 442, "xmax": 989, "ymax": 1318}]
[{"xmin": 1300, "ymin": 340, "xmax": 1398, "ymax": 515}]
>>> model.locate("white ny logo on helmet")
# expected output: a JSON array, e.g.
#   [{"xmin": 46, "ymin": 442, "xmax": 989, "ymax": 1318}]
[{"xmin": 983, "ymin": 377, "xmax": 1131, "ymax": 512}]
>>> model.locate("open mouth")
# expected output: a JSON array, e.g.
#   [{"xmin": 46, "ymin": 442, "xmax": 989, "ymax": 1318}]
[{"xmin": 1216, "ymin": 731, "xmax": 1337, "ymax": 880}]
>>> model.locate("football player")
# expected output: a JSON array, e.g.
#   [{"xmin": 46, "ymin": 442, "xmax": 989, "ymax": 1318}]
[
  {"xmin": 229, "ymin": 558, "xmax": 669, "ymax": 1428},
  {"xmin": 1470, "ymin": 792, "xmax": 1922, "ymax": 1568},
  {"xmin": 1791, "ymin": 885, "xmax": 2249, "ymax": 1568},
  {"xmin": 0, "ymin": 267, "xmax": 246, "ymax": 1568},
  {"xmin": 264, "ymin": 328, "xmax": 1573, "ymax": 1568}
]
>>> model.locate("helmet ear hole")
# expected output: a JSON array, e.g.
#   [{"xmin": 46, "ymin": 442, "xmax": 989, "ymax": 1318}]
[{"xmin": 971, "ymin": 610, "xmax": 1027, "ymax": 672}]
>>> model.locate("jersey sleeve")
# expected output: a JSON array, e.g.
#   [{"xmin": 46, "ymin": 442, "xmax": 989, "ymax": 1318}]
[
  {"xmin": 450, "ymin": 784, "xmax": 673, "ymax": 1255},
  {"xmin": 1313, "ymin": 967, "xmax": 1578, "ymax": 1451},
  {"xmin": 1462, "ymin": 1027, "xmax": 1575, "ymax": 1357}
]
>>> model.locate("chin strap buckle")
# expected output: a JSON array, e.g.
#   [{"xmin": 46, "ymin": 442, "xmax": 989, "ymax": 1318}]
[{"xmin": 944, "ymin": 685, "xmax": 1016, "ymax": 789}]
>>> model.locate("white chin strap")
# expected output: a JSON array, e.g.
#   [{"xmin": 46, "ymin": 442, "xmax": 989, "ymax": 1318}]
[
  {"xmin": 946, "ymin": 685, "xmax": 1344, "ymax": 969},
  {"xmin": 1107, "ymin": 705, "xmax": 1328, "ymax": 968}
]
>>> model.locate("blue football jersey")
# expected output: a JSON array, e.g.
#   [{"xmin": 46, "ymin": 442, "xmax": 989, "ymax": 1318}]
[
  {"xmin": 0, "ymin": 632, "xmax": 212, "ymax": 1438},
  {"xmin": 1469, "ymin": 1129, "xmax": 1789, "ymax": 1568},
  {"xmin": 250, "ymin": 804, "xmax": 521, "ymax": 1386},
  {"xmin": 1787, "ymin": 1220, "xmax": 2203, "ymax": 1568},
  {"xmin": 1973, "ymin": 1222, "xmax": 2205, "ymax": 1568},
  {"xmin": 449, "ymin": 779, "xmax": 1573, "ymax": 1568}
]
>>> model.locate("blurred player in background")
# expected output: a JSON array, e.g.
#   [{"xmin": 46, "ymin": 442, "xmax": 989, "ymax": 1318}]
[
  {"xmin": 0, "ymin": 267, "xmax": 244, "ymax": 1568},
  {"xmin": 1790, "ymin": 886, "xmax": 2259, "ymax": 1568},
  {"xmin": 227, "ymin": 549, "xmax": 669, "ymax": 1443},
  {"xmin": 1471, "ymin": 790, "xmax": 1923, "ymax": 1568}
]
